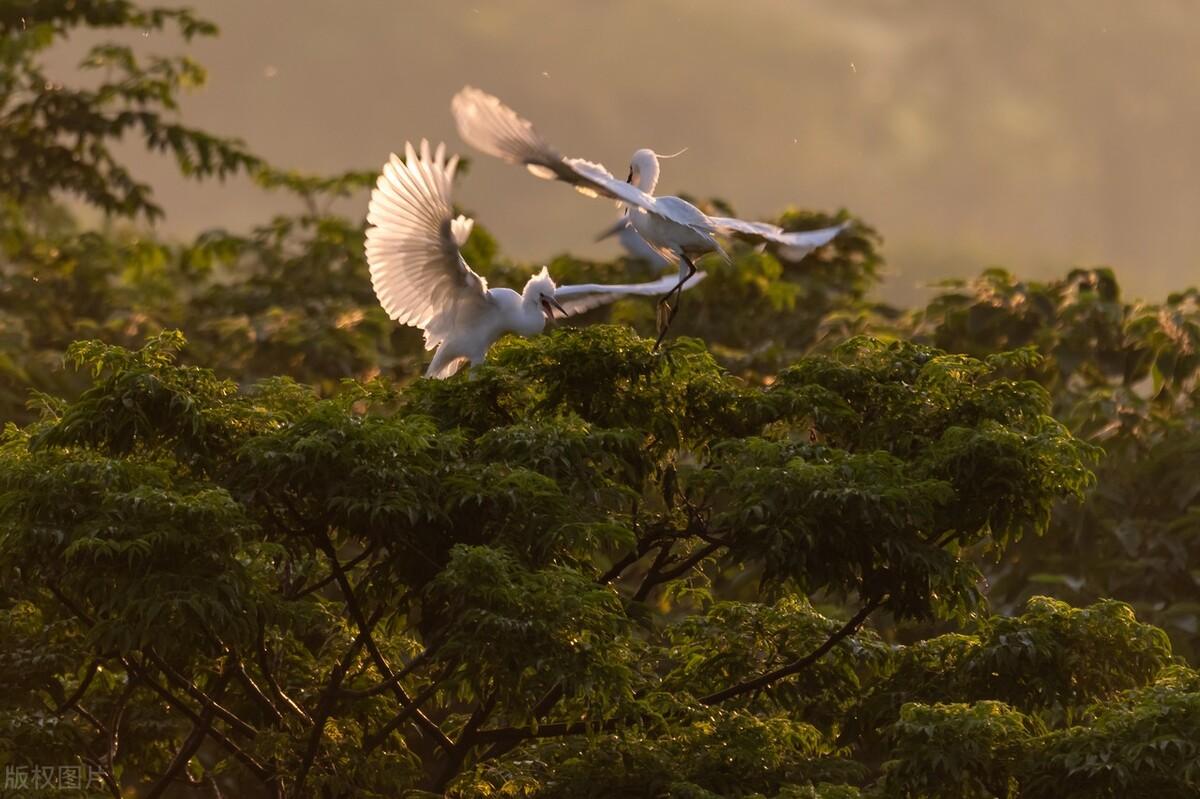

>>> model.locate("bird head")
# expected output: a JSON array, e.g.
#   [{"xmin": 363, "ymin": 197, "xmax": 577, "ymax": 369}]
[
  {"xmin": 627, "ymin": 147, "xmax": 684, "ymax": 193},
  {"xmin": 523, "ymin": 266, "xmax": 566, "ymax": 321}
]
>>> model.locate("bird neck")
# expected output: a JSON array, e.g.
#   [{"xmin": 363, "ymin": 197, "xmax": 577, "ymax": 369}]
[
  {"xmin": 630, "ymin": 150, "xmax": 660, "ymax": 194},
  {"xmin": 514, "ymin": 295, "xmax": 548, "ymax": 336},
  {"xmin": 635, "ymin": 158, "xmax": 659, "ymax": 194}
]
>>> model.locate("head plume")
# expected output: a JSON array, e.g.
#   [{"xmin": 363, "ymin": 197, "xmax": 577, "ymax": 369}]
[
  {"xmin": 522, "ymin": 265, "xmax": 557, "ymax": 302},
  {"xmin": 656, "ymin": 146, "xmax": 688, "ymax": 159}
]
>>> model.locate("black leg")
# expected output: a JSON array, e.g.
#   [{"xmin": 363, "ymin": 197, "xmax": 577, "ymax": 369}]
[{"xmin": 654, "ymin": 255, "xmax": 697, "ymax": 349}]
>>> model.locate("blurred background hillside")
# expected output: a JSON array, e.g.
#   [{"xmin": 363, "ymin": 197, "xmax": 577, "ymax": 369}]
[{"xmin": 44, "ymin": 0, "xmax": 1200, "ymax": 306}]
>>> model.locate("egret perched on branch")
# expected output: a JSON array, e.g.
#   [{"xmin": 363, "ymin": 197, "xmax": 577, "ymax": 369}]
[
  {"xmin": 365, "ymin": 140, "xmax": 706, "ymax": 378},
  {"xmin": 450, "ymin": 86, "xmax": 848, "ymax": 345}
]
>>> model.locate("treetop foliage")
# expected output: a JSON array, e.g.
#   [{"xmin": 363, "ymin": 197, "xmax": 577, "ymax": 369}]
[{"xmin": 1, "ymin": 2, "xmax": 1199, "ymax": 796}]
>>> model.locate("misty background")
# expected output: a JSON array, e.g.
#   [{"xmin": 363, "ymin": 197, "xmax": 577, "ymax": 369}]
[{"xmin": 49, "ymin": 0, "xmax": 1200, "ymax": 304}]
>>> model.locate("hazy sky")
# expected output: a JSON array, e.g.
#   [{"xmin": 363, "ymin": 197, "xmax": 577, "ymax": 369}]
[{"xmin": 53, "ymin": 1, "xmax": 1200, "ymax": 303}]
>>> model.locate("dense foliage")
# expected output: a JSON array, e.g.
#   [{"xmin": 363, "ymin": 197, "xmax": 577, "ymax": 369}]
[{"xmin": 1, "ymin": 4, "xmax": 1198, "ymax": 797}]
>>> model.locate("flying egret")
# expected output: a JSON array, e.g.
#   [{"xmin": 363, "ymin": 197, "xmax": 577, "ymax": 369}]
[
  {"xmin": 365, "ymin": 140, "xmax": 706, "ymax": 378},
  {"xmin": 450, "ymin": 86, "xmax": 848, "ymax": 344},
  {"xmin": 595, "ymin": 215, "xmax": 673, "ymax": 273}
]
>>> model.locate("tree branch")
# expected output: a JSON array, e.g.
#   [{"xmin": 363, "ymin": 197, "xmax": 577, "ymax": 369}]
[
  {"xmin": 478, "ymin": 525, "xmax": 691, "ymax": 764},
  {"xmin": 470, "ymin": 598, "xmax": 884, "ymax": 751},
  {"xmin": 472, "ymin": 716, "xmax": 623, "ymax": 745},
  {"xmin": 294, "ymin": 605, "xmax": 383, "ymax": 796},
  {"xmin": 142, "ymin": 648, "xmax": 258, "ymax": 740},
  {"xmin": 429, "ymin": 691, "xmax": 499, "ymax": 792},
  {"xmin": 187, "ymin": 617, "xmax": 285, "ymax": 727},
  {"xmin": 129, "ymin": 656, "xmax": 275, "ymax": 785},
  {"xmin": 697, "ymin": 597, "xmax": 884, "ymax": 705},
  {"xmin": 596, "ymin": 548, "xmax": 644, "ymax": 585},
  {"xmin": 54, "ymin": 658, "xmax": 100, "ymax": 714},
  {"xmin": 254, "ymin": 618, "xmax": 312, "ymax": 725},
  {"xmin": 144, "ymin": 668, "xmax": 234, "ymax": 799},
  {"xmin": 46, "ymin": 583, "xmax": 276, "ymax": 787},
  {"xmin": 362, "ymin": 668, "xmax": 452, "ymax": 754},
  {"xmin": 313, "ymin": 524, "xmax": 454, "ymax": 756},
  {"xmin": 659, "ymin": 542, "xmax": 724, "ymax": 581},
  {"xmin": 287, "ymin": 543, "xmax": 378, "ymax": 599},
  {"xmin": 338, "ymin": 642, "xmax": 437, "ymax": 700},
  {"xmin": 632, "ymin": 542, "xmax": 676, "ymax": 602}
]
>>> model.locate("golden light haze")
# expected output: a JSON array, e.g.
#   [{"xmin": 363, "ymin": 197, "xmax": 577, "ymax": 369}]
[{"xmin": 50, "ymin": 0, "xmax": 1200, "ymax": 303}]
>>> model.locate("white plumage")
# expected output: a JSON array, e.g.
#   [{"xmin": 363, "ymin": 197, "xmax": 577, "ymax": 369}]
[
  {"xmin": 450, "ymin": 87, "xmax": 847, "ymax": 341},
  {"xmin": 365, "ymin": 140, "xmax": 706, "ymax": 378},
  {"xmin": 596, "ymin": 215, "xmax": 674, "ymax": 273}
]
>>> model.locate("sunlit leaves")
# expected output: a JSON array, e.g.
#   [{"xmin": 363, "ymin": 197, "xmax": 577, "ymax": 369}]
[{"xmin": 879, "ymin": 701, "xmax": 1034, "ymax": 799}]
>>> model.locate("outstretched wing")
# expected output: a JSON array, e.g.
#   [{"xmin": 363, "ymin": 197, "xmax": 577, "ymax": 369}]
[
  {"xmin": 709, "ymin": 217, "xmax": 848, "ymax": 257},
  {"xmin": 365, "ymin": 139, "xmax": 491, "ymax": 350},
  {"xmin": 451, "ymin": 86, "xmax": 661, "ymax": 214},
  {"xmin": 553, "ymin": 271, "xmax": 708, "ymax": 316}
]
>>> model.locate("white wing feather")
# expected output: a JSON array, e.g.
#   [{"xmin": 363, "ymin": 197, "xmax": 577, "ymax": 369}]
[
  {"xmin": 451, "ymin": 86, "xmax": 663, "ymax": 217},
  {"xmin": 709, "ymin": 218, "xmax": 848, "ymax": 253},
  {"xmin": 365, "ymin": 140, "xmax": 491, "ymax": 350},
  {"xmin": 554, "ymin": 271, "xmax": 707, "ymax": 316},
  {"xmin": 450, "ymin": 87, "xmax": 847, "ymax": 260}
]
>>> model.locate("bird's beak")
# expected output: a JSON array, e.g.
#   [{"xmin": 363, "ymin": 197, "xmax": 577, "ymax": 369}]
[
  {"xmin": 625, "ymin": 169, "xmax": 633, "ymax": 184},
  {"xmin": 542, "ymin": 296, "xmax": 567, "ymax": 320},
  {"xmin": 595, "ymin": 219, "xmax": 625, "ymax": 242}
]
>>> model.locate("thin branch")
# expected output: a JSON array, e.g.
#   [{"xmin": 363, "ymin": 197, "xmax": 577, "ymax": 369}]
[
  {"xmin": 472, "ymin": 716, "xmax": 623, "ymax": 745},
  {"xmin": 471, "ymin": 598, "xmax": 884, "ymax": 751},
  {"xmin": 144, "ymin": 669, "xmax": 234, "ymax": 799},
  {"xmin": 105, "ymin": 678, "xmax": 137, "ymax": 787},
  {"xmin": 187, "ymin": 618, "xmax": 284, "ymax": 727},
  {"xmin": 256, "ymin": 621, "xmax": 313, "ymax": 725},
  {"xmin": 229, "ymin": 657, "xmax": 284, "ymax": 725},
  {"xmin": 632, "ymin": 542, "xmax": 675, "ymax": 602},
  {"xmin": 596, "ymin": 549, "xmax": 643, "ymax": 585},
  {"xmin": 55, "ymin": 659, "xmax": 100, "ymax": 714},
  {"xmin": 697, "ymin": 597, "xmax": 884, "ymax": 705},
  {"xmin": 313, "ymin": 525, "xmax": 454, "ymax": 756},
  {"xmin": 142, "ymin": 648, "xmax": 258, "ymax": 740},
  {"xmin": 479, "ymin": 523, "xmax": 677, "ymax": 764},
  {"xmin": 46, "ymin": 583, "xmax": 275, "ymax": 786},
  {"xmin": 90, "ymin": 757, "xmax": 122, "ymax": 799},
  {"xmin": 429, "ymin": 691, "xmax": 499, "ymax": 792},
  {"xmin": 128, "ymin": 656, "xmax": 274, "ymax": 785},
  {"xmin": 294, "ymin": 605, "xmax": 383, "ymax": 796},
  {"xmin": 480, "ymin": 680, "xmax": 569, "ymax": 765},
  {"xmin": 287, "ymin": 543, "xmax": 378, "ymax": 599},
  {"xmin": 362, "ymin": 669, "xmax": 452, "ymax": 754},
  {"xmin": 70, "ymin": 702, "xmax": 109, "ymax": 737},
  {"xmin": 648, "ymin": 537, "xmax": 720, "ymax": 587},
  {"xmin": 339, "ymin": 643, "xmax": 437, "ymax": 700}
]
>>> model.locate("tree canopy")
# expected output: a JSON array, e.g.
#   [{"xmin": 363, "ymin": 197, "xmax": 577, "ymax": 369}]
[{"xmin": 1, "ymin": 4, "xmax": 1198, "ymax": 797}]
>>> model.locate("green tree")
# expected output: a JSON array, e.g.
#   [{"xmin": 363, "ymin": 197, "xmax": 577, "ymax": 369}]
[
  {"xmin": 909, "ymin": 268, "xmax": 1200, "ymax": 658},
  {"xmin": 3, "ymin": 4, "xmax": 1200, "ymax": 797},
  {"xmin": 1, "ymin": 328, "xmax": 1103, "ymax": 795}
]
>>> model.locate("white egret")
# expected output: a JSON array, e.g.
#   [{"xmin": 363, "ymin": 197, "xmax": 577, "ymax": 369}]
[
  {"xmin": 595, "ymin": 215, "xmax": 674, "ymax": 273},
  {"xmin": 365, "ymin": 140, "xmax": 706, "ymax": 378},
  {"xmin": 450, "ymin": 87, "xmax": 847, "ymax": 344}
]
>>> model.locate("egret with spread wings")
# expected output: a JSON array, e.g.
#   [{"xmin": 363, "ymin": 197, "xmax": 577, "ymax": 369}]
[
  {"xmin": 595, "ymin": 214, "xmax": 674, "ymax": 273},
  {"xmin": 451, "ymin": 87, "xmax": 846, "ymax": 345},
  {"xmin": 365, "ymin": 140, "xmax": 705, "ymax": 378}
]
